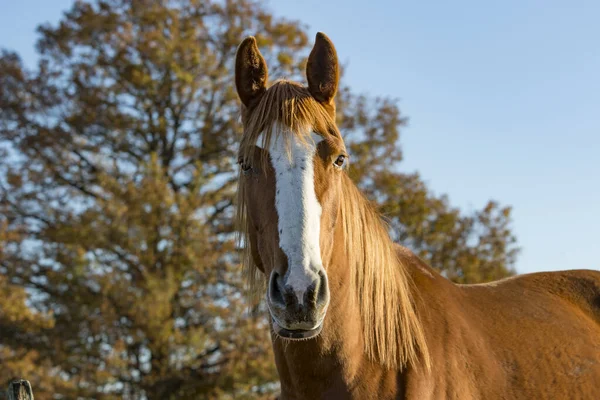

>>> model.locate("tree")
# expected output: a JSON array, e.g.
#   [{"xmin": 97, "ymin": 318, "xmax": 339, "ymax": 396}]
[{"xmin": 0, "ymin": 0, "xmax": 519, "ymax": 398}]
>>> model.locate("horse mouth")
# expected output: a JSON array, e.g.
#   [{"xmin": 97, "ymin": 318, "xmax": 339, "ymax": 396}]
[{"xmin": 272, "ymin": 318, "xmax": 323, "ymax": 340}]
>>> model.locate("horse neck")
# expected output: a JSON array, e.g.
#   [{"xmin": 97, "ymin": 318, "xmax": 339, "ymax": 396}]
[
  {"xmin": 271, "ymin": 228, "xmax": 383, "ymax": 398},
  {"xmin": 271, "ymin": 178, "xmax": 408, "ymax": 398}
]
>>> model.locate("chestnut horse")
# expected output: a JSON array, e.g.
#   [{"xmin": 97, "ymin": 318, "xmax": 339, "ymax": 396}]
[{"xmin": 234, "ymin": 32, "xmax": 600, "ymax": 399}]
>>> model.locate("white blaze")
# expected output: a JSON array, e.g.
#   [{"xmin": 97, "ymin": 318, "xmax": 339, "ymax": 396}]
[{"xmin": 257, "ymin": 128, "xmax": 324, "ymax": 305}]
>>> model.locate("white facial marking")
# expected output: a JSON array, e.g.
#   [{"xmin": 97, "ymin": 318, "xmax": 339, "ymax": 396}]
[{"xmin": 257, "ymin": 128, "xmax": 324, "ymax": 305}]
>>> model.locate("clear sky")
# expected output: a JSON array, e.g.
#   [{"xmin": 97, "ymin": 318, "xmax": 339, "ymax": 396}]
[{"xmin": 1, "ymin": 0, "xmax": 599, "ymax": 275}]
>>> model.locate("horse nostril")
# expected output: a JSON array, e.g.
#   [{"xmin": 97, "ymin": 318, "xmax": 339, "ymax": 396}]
[
  {"xmin": 269, "ymin": 272, "xmax": 298, "ymax": 308},
  {"xmin": 304, "ymin": 279, "xmax": 319, "ymax": 306},
  {"xmin": 303, "ymin": 271, "xmax": 329, "ymax": 307},
  {"xmin": 269, "ymin": 272, "xmax": 285, "ymax": 307},
  {"xmin": 317, "ymin": 270, "xmax": 329, "ymax": 305}
]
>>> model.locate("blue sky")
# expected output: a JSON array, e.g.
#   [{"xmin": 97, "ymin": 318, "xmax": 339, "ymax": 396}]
[{"xmin": 1, "ymin": 0, "xmax": 598, "ymax": 274}]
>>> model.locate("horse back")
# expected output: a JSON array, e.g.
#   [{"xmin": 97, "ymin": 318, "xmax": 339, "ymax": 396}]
[
  {"xmin": 398, "ymin": 246, "xmax": 600, "ymax": 400},
  {"xmin": 454, "ymin": 269, "xmax": 600, "ymax": 399}
]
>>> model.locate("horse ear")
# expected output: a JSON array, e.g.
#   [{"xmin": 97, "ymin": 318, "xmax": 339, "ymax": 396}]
[
  {"xmin": 235, "ymin": 36, "xmax": 268, "ymax": 107},
  {"xmin": 306, "ymin": 32, "xmax": 340, "ymax": 105}
]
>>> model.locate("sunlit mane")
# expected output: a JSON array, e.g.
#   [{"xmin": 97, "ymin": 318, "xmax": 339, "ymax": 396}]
[
  {"xmin": 338, "ymin": 177, "xmax": 430, "ymax": 370},
  {"xmin": 235, "ymin": 80, "xmax": 430, "ymax": 371}
]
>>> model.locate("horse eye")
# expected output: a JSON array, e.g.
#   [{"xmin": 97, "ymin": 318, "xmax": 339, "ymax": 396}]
[
  {"xmin": 238, "ymin": 158, "xmax": 253, "ymax": 174},
  {"xmin": 334, "ymin": 155, "xmax": 346, "ymax": 168},
  {"xmin": 241, "ymin": 164, "xmax": 252, "ymax": 175}
]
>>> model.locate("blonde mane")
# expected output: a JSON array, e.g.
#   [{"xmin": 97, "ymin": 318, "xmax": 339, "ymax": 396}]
[
  {"xmin": 338, "ymin": 177, "xmax": 430, "ymax": 370},
  {"xmin": 235, "ymin": 80, "xmax": 430, "ymax": 371}
]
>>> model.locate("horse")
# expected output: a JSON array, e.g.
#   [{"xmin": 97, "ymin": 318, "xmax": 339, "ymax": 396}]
[{"xmin": 233, "ymin": 32, "xmax": 600, "ymax": 399}]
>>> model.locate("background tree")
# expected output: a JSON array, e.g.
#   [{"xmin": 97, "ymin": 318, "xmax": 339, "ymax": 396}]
[{"xmin": 0, "ymin": 0, "xmax": 519, "ymax": 398}]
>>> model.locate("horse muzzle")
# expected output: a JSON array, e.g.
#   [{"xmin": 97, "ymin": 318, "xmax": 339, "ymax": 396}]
[{"xmin": 267, "ymin": 269, "xmax": 329, "ymax": 340}]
